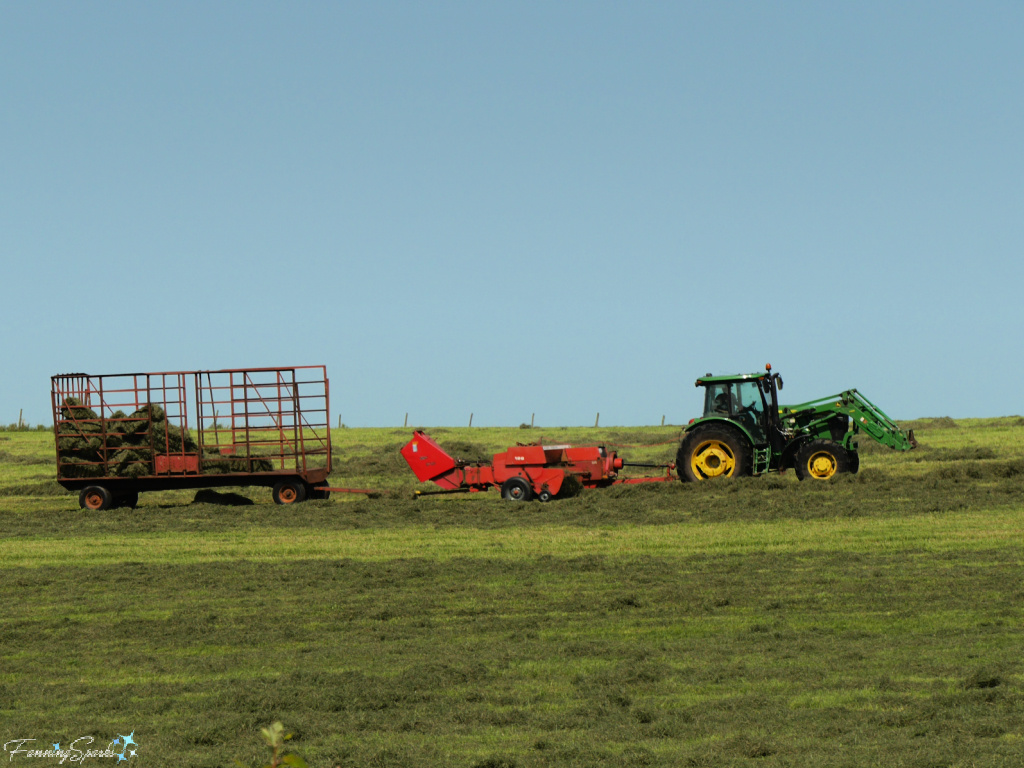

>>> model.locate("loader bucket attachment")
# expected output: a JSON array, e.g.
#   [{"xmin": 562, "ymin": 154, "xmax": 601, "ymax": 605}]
[{"xmin": 401, "ymin": 431, "xmax": 458, "ymax": 482}]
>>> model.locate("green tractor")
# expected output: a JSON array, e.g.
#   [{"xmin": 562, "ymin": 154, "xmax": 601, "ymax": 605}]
[{"xmin": 677, "ymin": 365, "xmax": 917, "ymax": 482}]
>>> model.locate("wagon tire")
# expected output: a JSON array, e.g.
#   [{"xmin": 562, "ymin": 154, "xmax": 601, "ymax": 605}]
[
  {"xmin": 501, "ymin": 477, "xmax": 533, "ymax": 502},
  {"xmin": 677, "ymin": 423, "xmax": 752, "ymax": 482},
  {"xmin": 116, "ymin": 491, "xmax": 139, "ymax": 509},
  {"xmin": 273, "ymin": 479, "xmax": 307, "ymax": 505},
  {"xmin": 307, "ymin": 483, "xmax": 331, "ymax": 501},
  {"xmin": 79, "ymin": 485, "xmax": 113, "ymax": 511},
  {"xmin": 795, "ymin": 440, "xmax": 851, "ymax": 481}
]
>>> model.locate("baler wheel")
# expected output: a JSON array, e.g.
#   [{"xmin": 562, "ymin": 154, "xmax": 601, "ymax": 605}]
[
  {"xmin": 501, "ymin": 477, "xmax": 533, "ymax": 502},
  {"xmin": 79, "ymin": 485, "xmax": 113, "ymax": 511},
  {"xmin": 538, "ymin": 489, "xmax": 553, "ymax": 502},
  {"xmin": 272, "ymin": 479, "xmax": 308, "ymax": 505},
  {"xmin": 677, "ymin": 424, "xmax": 752, "ymax": 482},
  {"xmin": 795, "ymin": 440, "xmax": 850, "ymax": 481}
]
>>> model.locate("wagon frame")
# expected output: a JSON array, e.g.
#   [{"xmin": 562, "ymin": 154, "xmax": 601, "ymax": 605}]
[{"xmin": 52, "ymin": 366, "xmax": 334, "ymax": 509}]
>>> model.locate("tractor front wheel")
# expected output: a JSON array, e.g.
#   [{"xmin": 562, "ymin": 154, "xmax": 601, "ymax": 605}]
[
  {"xmin": 795, "ymin": 440, "xmax": 851, "ymax": 481},
  {"xmin": 501, "ymin": 477, "xmax": 533, "ymax": 501},
  {"xmin": 678, "ymin": 424, "xmax": 752, "ymax": 482},
  {"xmin": 272, "ymin": 479, "xmax": 308, "ymax": 505}
]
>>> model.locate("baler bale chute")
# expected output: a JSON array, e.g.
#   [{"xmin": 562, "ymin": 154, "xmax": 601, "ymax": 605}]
[{"xmin": 401, "ymin": 431, "xmax": 675, "ymax": 501}]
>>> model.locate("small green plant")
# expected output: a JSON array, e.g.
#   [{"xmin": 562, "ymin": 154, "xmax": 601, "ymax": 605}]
[{"xmin": 236, "ymin": 722, "xmax": 307, "ymax": 768}]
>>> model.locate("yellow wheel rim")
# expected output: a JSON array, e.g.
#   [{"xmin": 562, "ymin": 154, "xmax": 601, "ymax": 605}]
[
  {"xmin": 691, "ymin": 440, "xmax": 736, "ymax": 479},
  {"xmin": 806, "ymin": 451, "xmax": 837, "ymax": 479}
]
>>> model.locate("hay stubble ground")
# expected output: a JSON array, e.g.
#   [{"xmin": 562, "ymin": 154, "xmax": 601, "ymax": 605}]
[{"xmin": 1, "ymin": 420, "xmax": 1023, "ymax": 766}]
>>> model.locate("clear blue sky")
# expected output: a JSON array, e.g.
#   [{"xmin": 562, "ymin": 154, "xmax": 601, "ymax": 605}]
[{"xmin": 2, "ymin": 2, "xmax": 1021, "ymax": 427}]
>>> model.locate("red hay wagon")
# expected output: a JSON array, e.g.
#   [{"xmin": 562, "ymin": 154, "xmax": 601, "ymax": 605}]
[{"xmin": 51, "ymin": 365, "xmax": 355, "ymax": 509}]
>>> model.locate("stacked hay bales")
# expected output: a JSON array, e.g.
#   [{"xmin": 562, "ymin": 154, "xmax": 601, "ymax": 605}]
[
  {"xmin": 201, "ymin": 450, "xmax": 275, "ymax": 474},
  {"xmin": 56, "ymin": 398, "xmax": 198, "ymax": 479}
]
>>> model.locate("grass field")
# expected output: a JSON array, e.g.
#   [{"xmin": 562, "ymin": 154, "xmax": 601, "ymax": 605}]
[{"xmin": 2, "ymin": 419, "xmax": 1024, "ymax": 766}]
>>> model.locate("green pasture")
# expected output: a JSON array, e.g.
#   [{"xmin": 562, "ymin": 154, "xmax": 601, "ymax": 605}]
[{"xmin": 2, "ymin": 419, "xmax": 1024, "ymax": 766}]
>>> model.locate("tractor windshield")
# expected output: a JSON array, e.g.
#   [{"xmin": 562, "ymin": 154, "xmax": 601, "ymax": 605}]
[{"xmin": 703, "ymin": 380, "xmax": 767, "ymax": 442}]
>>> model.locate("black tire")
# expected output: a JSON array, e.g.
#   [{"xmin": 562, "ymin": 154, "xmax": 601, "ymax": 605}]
[
  {"xmin": 537, "ymin": 488, "xmax": 553, "ymax": 502},
  {"xmin": 272, "ymin": 479, "xmax": 308, "ymax": 505},
  {"xmin": 677, "ymin": 423, "xmax": 752, "ymax": 482},
  {"xmin": 307, "ymin": 483, "xmax": 331, "ymax": 501},
  {"xmin": 795, "ymin": 440, "xmax": 851, "ymax": 481},
  {"xmin": 79, "ymin": 485, "xmax": 113, "ymax": 511},
  {"xmin": 115, "ymin": 491, "xmax": 139, "ymax": 509},
  {"xmin": 501, "ymin": 477, "xmax": 533, "ymax": 501},
  {"xmin": 848, "ymin": 449, "xmax": 860, "ymax": 475}
]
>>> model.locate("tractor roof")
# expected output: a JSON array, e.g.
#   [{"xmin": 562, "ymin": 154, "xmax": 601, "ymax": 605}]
[{"xmin": 695, "ymin": 371, "xmax": 768, "ymax": 387}]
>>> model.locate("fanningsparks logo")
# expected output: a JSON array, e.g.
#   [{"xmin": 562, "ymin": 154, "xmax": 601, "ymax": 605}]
[{"xmin": 3, "ymin": 732, "xmax": 138, "ymax": 763}]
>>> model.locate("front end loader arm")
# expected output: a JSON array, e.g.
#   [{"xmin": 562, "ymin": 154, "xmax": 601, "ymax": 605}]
[{"xmin": 782, "ymin": 389, "xmax": 917, "ymax": 452}]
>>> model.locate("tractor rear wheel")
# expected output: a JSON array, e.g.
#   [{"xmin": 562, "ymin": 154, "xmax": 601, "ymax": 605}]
[
  {"xmin": 795, "ymin": 440, "xmax": 851, "ymax": 481},
  {"xmin": 501, "ymin": 477, "xmax": 533, "ymax": 501},
  {"xmin": 272, "ymin": 479, "xmax": 308, "ymax": 505},
  {"xmin": 677, "ymin": 424, "xmax": 752, "ymax": 482}
]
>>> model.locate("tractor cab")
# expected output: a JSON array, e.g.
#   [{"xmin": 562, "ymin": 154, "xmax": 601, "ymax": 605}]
[
  {"xmin": 701, "ymin": 378, "xmax": 769, "ymax": 443},
  {"xmin": 696, "ymin": 367, "xmax": 784, "ymax": 447}
]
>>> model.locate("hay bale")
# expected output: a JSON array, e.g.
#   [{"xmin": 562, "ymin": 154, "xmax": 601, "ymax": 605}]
[
  {"xmin": 60, "ymin": 397, "xmax": 99, "ymax": 422},
  {"xmin": 130, "ymin": 403, "xmax": 166, "ymax": 423},
  {"xmin": 150, "ymin": 421, "xmax": 197, "ymax": 453},
  {"xmin": 108, "ymin": 448, "xmax": 153, "ymax": 478},
  {"xmin": 57, "ymin": 420, "xmax": 102, "ymax": 435},
  {"xmin": 201, "ymin": 455, "xmax": 274, "ymax": 473},
  {"xmin": 59, "ymin": 456, "xmax": 104, "ymax": 478}
]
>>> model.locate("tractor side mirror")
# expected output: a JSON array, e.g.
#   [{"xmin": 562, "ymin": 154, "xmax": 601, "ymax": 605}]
[{"xmin": 775, "ymin": 375, "xmax": 783, "ymax": 391}]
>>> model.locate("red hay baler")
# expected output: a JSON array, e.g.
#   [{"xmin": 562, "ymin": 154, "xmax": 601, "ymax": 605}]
[{"xmin": 401, "ymin": 430, "xmax": 675, "ymax": 501}]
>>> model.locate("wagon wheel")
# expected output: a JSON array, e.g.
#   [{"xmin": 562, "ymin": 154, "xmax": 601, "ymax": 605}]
[
  {"xmin": 79, "ymin": 485, "xmax": 113, "ymax": 511},
  {"xmin": 307, "ymin": 483, "xmax": 331, "ymax": 501},
  {"xmin": 116, "ymin": 491, "xmax": 140, "ymax": 509},
  {"xmin": 272, "ymin": 479, "xmax": 308, "ymax": 505}
]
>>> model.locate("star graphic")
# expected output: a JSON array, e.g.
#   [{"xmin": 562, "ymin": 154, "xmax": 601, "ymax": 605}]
[
  {"xmin": 53, "ymin": 744, "xmax": 60, "ymax": 751},
  {"xmin": 120, "ymin": 732, "xmax": 136, "ymax": 750},
  {"xmin": 111, "ymin": 737, "xmax": 121, "ymax": 747}
]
